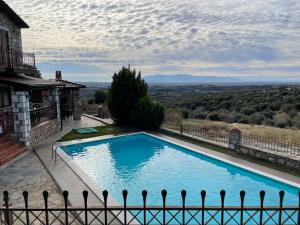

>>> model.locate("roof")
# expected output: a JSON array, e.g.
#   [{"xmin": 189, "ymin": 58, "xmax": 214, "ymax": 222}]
[
  {"xmin": 0, "ymin": 74, "xmax": 65, "ymax": 89},
  {"xmin": 0, "ymin": 0, "xmax": 29, "ymax": 28},
  {"xmin": 55, "ymin": 79, "xmax": 86, "ymax": 89}
]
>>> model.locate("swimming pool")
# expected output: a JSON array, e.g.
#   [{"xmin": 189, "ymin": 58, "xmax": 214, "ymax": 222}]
[{"xmin": 61, "ymin": 133, "xmax": 299, "ymax": 206}]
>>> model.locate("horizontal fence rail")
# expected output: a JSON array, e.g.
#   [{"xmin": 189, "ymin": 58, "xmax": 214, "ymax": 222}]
[
  {"xmin": 162, "ymin": 122, "xmax": 229, "ymax": 145},
  {"xmin": 1, "ymin": 190, "xmax": 300, "ymax": 225},
  {"xmin": 162, "ymin": 122, "xmax": 300, "ymax": 158},
  {"xmin": 29, "ymin": 104, "xmax": 57, "ymax": 127},
  {"xmin": 241, "ymin": 132, "xmax": 300, "ymax": 158}
]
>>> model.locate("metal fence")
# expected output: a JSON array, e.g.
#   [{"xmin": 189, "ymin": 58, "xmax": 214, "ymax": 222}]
[
  {"xmin": 162, "ymin": 122, "xmax": 229, "ymax": 145},
  {"xmin": 241, "ymin": 132, "xmax": 300, "ymax": 158},
  {"xmin": 30, "ymin": 104, "xmax": 57, "ymax": 127},
  {"xmin": 162, "ymin": 122, "xmax": 300, "ymax": 158},
  {"xmin": 1, "ymin": 190, "xmax": 299, "ymax": 225}
]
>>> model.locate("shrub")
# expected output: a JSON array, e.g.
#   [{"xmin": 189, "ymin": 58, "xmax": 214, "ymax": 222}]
[
  {"xmin": 238, "ymin": 116, "xmax": 249, "ymax": 124},
  {"xmin": 94, "ymin": 90, "xmax": 107, "ymax": 104},
  {"xmin": 263, "ymin": 110, "xmax": 275, "ymax": 119},
  {"xmin": 182, "ymin": 110, "xmax": 189, "ymax": 119},
  {"xmin": 282, "ymin": 104, "xmax": 294, "ymax": 113},
  {"xmin": 295, "ymin": 103, "xmax": 300, "ymax": 110},
  {"xmin": 107, "ymin": 66, "xmax": 148, "ymax": 125},
  {"xmin": 194, "ymin": 112, "xmax": 206, "ymax": 120},
  {"xmin": 241, "ymin": 107, "xmax": 256, "ymax": 115},
  {"xmin": 249, "ymin": 113, "xmax": 264, "ymax": 125},
  {"xmin": 131, "ymin": 96, "xmax": 165, "ymax": 130},
  {"xmin": 274, "ymin": 113, "xmax": 291, "ymax": 128},
  {"xmin": 231, "ymin": 113, "xmax": 242, "ymax": 123},
  {"xmin": 208, "ymin": 112, "xmax": 221, "ymax": 121}
]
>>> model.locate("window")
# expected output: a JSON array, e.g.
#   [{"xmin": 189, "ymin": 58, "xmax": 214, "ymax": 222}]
[
  {"xmin": 0, "ymin": 86, "xmax": 11, "ymax": 108},
  {"xmin": 0, "ymin": 29, "xmax": 10, "ymax": 66}
]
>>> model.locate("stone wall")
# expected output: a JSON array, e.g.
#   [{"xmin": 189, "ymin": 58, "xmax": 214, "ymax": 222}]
[
  {"xmin": 11, "ymin": 90, "xmax": 31, "ymax": 145},
  {"xmin": 236, "ymin": 145, "xmax": 300, "ymax": 169},
  {"xmin": 0, "ymin": 11, "xmax": 22, "ymax": 51},
  {"xmin": 30, "ymin": 119, "xmax": 60, "ymax": 146}
]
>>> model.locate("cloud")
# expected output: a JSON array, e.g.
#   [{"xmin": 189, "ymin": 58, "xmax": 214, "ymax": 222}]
[{"xmin": 7, "ymin": 0, "xmax": 300, "ymax": 81}]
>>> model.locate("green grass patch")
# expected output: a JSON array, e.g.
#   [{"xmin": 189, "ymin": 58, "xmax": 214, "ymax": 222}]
[{"xmin": 59, "ymin": 125, "xmax": 136, "ymax": 142}]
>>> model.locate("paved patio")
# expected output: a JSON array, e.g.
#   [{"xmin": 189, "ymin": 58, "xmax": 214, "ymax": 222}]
[{"xmin": 0, "ymin": 153, "xmax": 64, "ymax": 207}]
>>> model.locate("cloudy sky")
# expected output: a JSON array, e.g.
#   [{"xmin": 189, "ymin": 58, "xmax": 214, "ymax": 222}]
[{"xmin": 8, "ymin": 0, "xmax": 300, "ymax": 81}]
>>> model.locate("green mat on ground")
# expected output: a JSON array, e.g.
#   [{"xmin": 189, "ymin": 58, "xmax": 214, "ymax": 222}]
[{"xmin": 75, "ymin": 127, "xmax": 98, "ymax": 134}]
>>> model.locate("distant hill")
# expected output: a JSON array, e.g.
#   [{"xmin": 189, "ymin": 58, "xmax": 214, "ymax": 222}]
[{"xmin": 144, "ymin": 74, "xmax": 242, "ymax": 83}]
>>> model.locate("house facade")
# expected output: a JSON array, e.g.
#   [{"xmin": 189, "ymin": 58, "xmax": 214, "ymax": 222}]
[{"xmin": 0, "ymin": 0, "xmax": 63, "ymax": 163}]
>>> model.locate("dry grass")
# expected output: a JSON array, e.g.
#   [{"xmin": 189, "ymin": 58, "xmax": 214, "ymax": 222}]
[{"xmin": 182, "ymin": 119, "xmax": 300, "ymax": 144}]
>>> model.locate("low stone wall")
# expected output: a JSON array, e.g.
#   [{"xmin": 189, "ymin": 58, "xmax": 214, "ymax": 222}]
[
  {"xmin": 30, "ymin": 119, "xmax": 60, "ymax": 146},
  {"xmin": 236, "ymin": 145, "xmax": 300, "ymax": 170}
]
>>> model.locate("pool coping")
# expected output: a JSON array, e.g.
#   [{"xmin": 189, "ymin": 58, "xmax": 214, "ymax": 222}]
[{"xmin": 56, "ymin": 131, "xmax": 300, "ymax": 207}]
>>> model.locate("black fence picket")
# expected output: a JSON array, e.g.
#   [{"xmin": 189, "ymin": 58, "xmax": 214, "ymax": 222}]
[{"xmin": 1, "ymin": 190, "xmax": 300, "ymax": 225}]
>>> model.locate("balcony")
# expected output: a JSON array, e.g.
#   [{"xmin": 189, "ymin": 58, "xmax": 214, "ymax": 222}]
[
  {"xmin": 0, "ymin": 49, "xmax": 36, "ymax": 72},
  {"xmin": 30, "ymin": 103, "xmax": 57, "ymax": 127}
]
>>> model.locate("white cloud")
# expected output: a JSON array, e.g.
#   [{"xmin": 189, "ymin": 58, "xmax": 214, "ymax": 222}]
[{"xmin": 7, "ymin": 0, "xmax": 300, "ymax": 81}]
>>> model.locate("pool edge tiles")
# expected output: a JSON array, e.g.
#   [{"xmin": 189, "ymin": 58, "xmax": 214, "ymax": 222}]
[{"xmin": 57, "ymin": 132, "xmax": 300, "ymax": 206}]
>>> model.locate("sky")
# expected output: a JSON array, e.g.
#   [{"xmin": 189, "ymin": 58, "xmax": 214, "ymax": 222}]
[{"xmin": 8, "ymin": 0, "xmax": 300, "ymax": 81}]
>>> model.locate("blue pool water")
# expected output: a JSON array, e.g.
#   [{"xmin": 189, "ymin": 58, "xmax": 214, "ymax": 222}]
[{"xmin": 62, "ymin": 133, "xmax": 299, "ymax": 206}]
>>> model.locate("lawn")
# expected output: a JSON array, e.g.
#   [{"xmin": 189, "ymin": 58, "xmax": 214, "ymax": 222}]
[{"xmin": 59, "ymin": 125, "xmax": 135, "ymax": 142}]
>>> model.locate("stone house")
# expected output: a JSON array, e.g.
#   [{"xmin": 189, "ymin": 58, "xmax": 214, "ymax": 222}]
[{"xmin": 0, "ymin": 0, "xmax": 65, "ymax": 165}]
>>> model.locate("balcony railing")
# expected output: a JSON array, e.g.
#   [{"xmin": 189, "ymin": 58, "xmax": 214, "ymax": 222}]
[
  {"xmin": 30, "ymin": 103, "xmax": 57, "ymax": 127},
  {"xmin": 0, "ymin": 48, "xmax": 35, "ymax": 69}
]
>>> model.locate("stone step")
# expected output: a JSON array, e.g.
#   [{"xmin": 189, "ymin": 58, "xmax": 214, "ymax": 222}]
[
  {"xmin": 0, "ymin": 143, "xmax": 23, "ymax": 155},
  {"xmin": 0, "ymin": 145, "xmax": 27, "ymax": 166},
  {"xmin": 0, "ymin": 138, "xmax": 28, "ymax": 166},
  {"xmin": 0, "ymin": 139, "xmax": 16, "ymax": 150},
  {"xmin": 0, "ymin": 136, "xmax": 9, "ymax": 144}
]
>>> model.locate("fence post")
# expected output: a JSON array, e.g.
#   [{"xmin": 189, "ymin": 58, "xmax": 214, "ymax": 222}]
[
  {"xmin": 162, "ymin": 190, "xmax": 167, "ymax": 225},
  {"xmin": 123, "ymin": 190, "xmax": 128, "ymax": 225},
  {"xmin": 181, "ymin": 190, "xmax": 186, "ymax": 225},
  {"xmin": 63, "ymin": 191, "xmax": 69, "ymax": 225},
  {"xmin": 142, "ymin": 190, "xmax": 147, "ymax": 225},
  {"xmin": 23, "ymin": 191, "xmax": 30, "ymax": 225},
  {"xmin": 228, "ymin": 128, "xmax": 241, "ymax": 150},
  {"xmin": 103, "ymin": 190, "xmax": 108, "ymax": 225},
  {"xmin": 278, "ymin": 191, "xmax": 284, "ymax": 225},
  {"xmin": 43, "ymin": 191, "xmax": 49, "ymax": 225},
  {"xmin": 240, "ymin": 191, "xmax": 245, "ymax": 225},
  {"xmin": 259, "ymin": 191, "xmax": 265, "ymax": 225},
  {"xmin": 3, "ymin": 191, "xmax": 12, "ymax": 225},
  {"xmin": 83, "ymin": 191, "xmax": 88, "ymax": 225},
  {"xmin": 201, "ymin": 190, "xmax": 206, "ymax": 225},
  {"xmin": 220, "ymin": 190, "xmax": 225, "ymax": 225}
]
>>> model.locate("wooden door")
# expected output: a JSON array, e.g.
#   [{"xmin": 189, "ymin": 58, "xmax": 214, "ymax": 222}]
[{"xmin": 0, "ymin": 29, "xmax": 10, "ymax": 67}]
